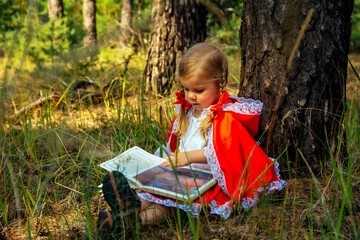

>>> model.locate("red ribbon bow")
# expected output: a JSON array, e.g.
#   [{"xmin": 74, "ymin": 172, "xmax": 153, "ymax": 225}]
[
  {"xmin": 173, "ymin": 92, "xmax": 192, "ymax": 110},
  {"xmin": 210, "ymin": 91, "xmax": 230, "ymax": 112}
]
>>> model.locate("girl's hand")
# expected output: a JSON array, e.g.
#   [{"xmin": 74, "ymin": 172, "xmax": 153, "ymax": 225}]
[
  {"xmin": 161, "ymin": 152, "xmax": 191, "ymax": 167},
  {"xmin": 160, "ymin": 149, "xmax": 207, "ymax": 167}
]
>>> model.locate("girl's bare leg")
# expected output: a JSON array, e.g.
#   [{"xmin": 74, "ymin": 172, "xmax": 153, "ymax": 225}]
[{"xmin": 139, "ymin": 198, "xmax": 171, "ymax": 225}]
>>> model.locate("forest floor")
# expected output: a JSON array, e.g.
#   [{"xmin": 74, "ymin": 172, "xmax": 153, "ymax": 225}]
[{"xmin": 1, "ymin": 52, "xmax": 359, "ymax": 239}]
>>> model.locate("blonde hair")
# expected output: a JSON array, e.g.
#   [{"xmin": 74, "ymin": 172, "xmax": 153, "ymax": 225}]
[{"xmin": 175, "ymin": 42, "xmax": 228, "ymax": 141}]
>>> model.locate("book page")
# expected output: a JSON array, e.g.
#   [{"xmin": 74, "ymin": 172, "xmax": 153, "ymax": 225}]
[
  {"xmin": 99, "ymin": 147, "xmax": 166, "ymax": 178},
  {"xmin": 134, "ymin": 165, "xmax": 215, "ymax": 200}
]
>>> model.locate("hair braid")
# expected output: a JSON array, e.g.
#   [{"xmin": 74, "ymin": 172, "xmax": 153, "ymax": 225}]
[
  {"xmin": 220, "ymin": 79, "xmax": 225, "ymax": 92},
  {"xmin": 199, "ymin": 113, "xmax": 214, "ymax": 142},
  {"xmin": 220, "ymin": 66, "xmax": 228, "ymax": 92}
]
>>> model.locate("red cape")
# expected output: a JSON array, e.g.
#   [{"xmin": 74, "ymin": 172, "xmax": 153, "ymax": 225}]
[{"xmin": 141, "ymin": 91, "xmax": 286, "ymax": 218}]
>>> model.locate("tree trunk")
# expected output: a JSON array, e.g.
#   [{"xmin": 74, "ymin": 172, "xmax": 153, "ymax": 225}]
[
  {"xmin": 83, "ymin": 0, "xmax": 97, "ymax": 47},
  {"xmin": 121, "ymin": 0, "xmax": 133, "ymax": 28},
  {"xmin": 119, "ymin": 0, "xmax": 134, "ymax": 46},
  {"xmin": 144, "ymin": 0, "xmax": 207, "ymax": 95},
  {"xmin": 239, "ymin": 1, "xmax": 353, "ymax": 176},
  {"xmin": 48, "ymin": 0, "xmax": 63, "ymax": 19}
]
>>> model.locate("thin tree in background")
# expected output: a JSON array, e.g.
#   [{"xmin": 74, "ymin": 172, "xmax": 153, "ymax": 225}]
[
  {"xmin": 144, "ymin": 0, "xmax": 207, "ymax": 94},
  {"xmin": 119, "ymin": 0, "xmax": 134, "ymax": 46},
  {"xmin": 83, "ymin": 0, "xmax": 97, "ymax": 46},
  {"xmin": 48, "ymin": 0, "xmax": 63, "ymax": 19},
  {"xmin": 239, "ymin": 1, "xmax": 353, "ymax": 175}
]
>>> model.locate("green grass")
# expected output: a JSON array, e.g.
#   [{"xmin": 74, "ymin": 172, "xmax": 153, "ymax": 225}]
[
  {"xmin": 1, "ymin": 62, "xmax": 359, "ymax": 240},
  {"xmin": 1, "ymin": 26, "xmax": 360, "ymax": 240}
]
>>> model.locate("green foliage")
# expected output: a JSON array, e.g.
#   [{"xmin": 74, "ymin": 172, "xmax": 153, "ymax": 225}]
[
  {"xmin": 28, "ymin": 18, "xmax": 76, "ymax": 66},
  {"xmin": 95, "ymin": 0, "xmax": 122, "ymax": 38},
  {"xmin": 207, "ymin": 1, "xmax": 243, "ymax": 55},
  {"xmin": 0, "ymin": 0, "xmax": 81, "ymax": 68},
  {"xmin": 351, "ymin": 0, "xmax": 360, "ymax": 52},
  {"xmin": 0, "ymin": 0, "xmax": 26, "ymax": 56},
  {"xmin": 133, "ymin": 4, "xmax": 152, "ymax": 34},
  {"xmin": 0, "ymin": 0, "xmax": 27, "ymax": 34},
  {"xmin": 0, "ymin": 0, "xmax": 154, "ymax": 71},
  {"xmin": 63, "ymin": 0, "xmax": 86, "ymax": 44}
]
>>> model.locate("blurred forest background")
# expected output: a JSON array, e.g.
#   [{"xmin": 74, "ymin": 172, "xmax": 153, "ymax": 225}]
[
  {"xmin": 0, "ymin": 0, "xmax": 359, "ymax": 239},
  {"xmin": 0, "ymin": 0, "xmax": 243, "ymax": 105},
  {"xmin": 1, "ymin": 0, "xmax": 360, "ymax": 103}
]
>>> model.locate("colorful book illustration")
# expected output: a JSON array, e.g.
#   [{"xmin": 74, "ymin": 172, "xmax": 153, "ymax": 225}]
[{"xmin": 99, "ymin": 146, "xmax": 216, "ymax": 202}]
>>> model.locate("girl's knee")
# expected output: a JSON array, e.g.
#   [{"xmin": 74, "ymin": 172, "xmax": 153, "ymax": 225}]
[
  {"xmin": 140, "ymin": 198, "xmax": 152, "ymax": 210},
  {"xmin": 139, "ymin": 203, "xmax": 171, "ymax": 225}
]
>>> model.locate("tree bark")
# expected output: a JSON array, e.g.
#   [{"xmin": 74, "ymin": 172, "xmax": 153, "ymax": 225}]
[
  {"xmin": 48, "ymin": 0, "xmax": 63, "ymax": 19},
  {"xmin": 121, "ymin": 0, "xmax": 133, "ymax": 28},
  {"xmin": 239, "ymin": 1, "xmax": 353, "ymax": 176},
  {"xmin": 119, "ymin": 0, "xmax": 134, "ymax": 46},
  {"xmin": 83, "ymin": 0, "xmax": 97, "ymax": 47},
  {"xmin": 144, "ymin": 0, "xmax": 207, "ymax": 94}
]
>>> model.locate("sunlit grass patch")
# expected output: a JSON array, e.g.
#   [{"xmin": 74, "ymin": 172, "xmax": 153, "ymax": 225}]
[{"xmin": 0, "ymin": 94, "xmax": 175, "ymax": 238}]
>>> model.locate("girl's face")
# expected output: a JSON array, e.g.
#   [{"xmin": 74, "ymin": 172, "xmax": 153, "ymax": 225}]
[{"xmin": 181, "ymin": 74, "xmax": 220, "ymax": 112}]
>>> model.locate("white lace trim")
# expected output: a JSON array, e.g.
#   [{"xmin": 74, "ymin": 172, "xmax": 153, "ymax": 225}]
[
  {"xmin": 223, "ymin": 95, "xmax": 263, "ymax": 115},
  {"xmin": 207, "ymin": 162, "xmax": 287, "ymax": 218},
  {"xmin": 209, "ymin": 199, "xmax": 233, "ymax": 219},
  {"xmin": 268, "ymin": 157, "xmax": 287, "ymax": 194},
  {"xmin": 240, "ymin": 157, "xmax": 287, "ymax": 209},
  {"xmin": 137, "ymin": 192, "xmax": 203, "ymax": 218},
  {"xmin": 204, "ymin": 125, "xmax": 231, "ymax": 196},
  {"xmin": 241, "ymin": 181, "xmax": 287, "ymax": 209},
  {"xmin": 202, "ymin": 107, "xmax": 212, "ymax": 116},
  {"xmin": 176, "ymin": 96, "xmax": 262, "ymax": 116}
]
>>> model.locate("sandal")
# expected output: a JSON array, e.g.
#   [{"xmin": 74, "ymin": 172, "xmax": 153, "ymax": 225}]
[
  {"xmin": 97, "ymin": 210, "xmax": 113, "ymax": 239},
  {"xmin": 98, "ymin": 171, "xmax": 141, "ymax": 239}
]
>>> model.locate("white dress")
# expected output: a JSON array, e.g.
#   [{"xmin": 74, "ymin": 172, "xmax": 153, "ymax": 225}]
[{"xmin": 178, "ymin": 107, "xmax": 211, "ymax": 171}]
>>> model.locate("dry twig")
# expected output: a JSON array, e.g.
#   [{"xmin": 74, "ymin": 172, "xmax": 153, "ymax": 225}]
[{"xmin": 8, "ymin": 93, "xmax": 60, "ymax": 120}]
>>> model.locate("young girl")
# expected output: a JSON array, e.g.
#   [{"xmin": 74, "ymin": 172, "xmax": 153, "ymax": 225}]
[{"xmin": 97, "ymin": 42, "xmax": 287, "ymax": 239}]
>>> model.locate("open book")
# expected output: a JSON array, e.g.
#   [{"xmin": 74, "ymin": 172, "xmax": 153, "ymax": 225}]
[{"xmin": 99, "ymin": 146, "xmax": 217, "ymax": 202}]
